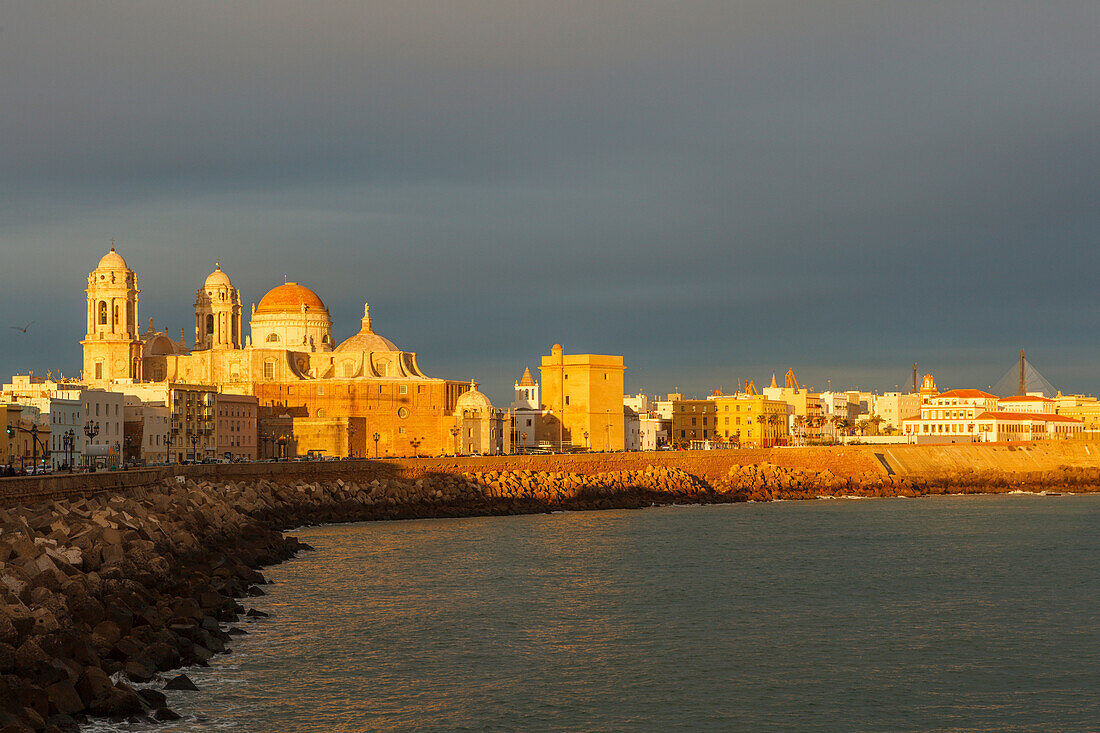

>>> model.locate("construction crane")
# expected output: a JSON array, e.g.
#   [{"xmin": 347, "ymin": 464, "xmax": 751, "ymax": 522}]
[
  {"xmin": 744, "ymin": 379, "xmax": 758, "ymax": 396},
  {"xmin": 784, "ymin": 369, "xmax": 800, "ymax": 391}
]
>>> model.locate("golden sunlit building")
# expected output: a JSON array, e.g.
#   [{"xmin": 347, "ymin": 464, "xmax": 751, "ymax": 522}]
[
  {"xmin": 539, "ymin": 345, "xmax": 625, "ymax": 451},
  {"xmin": 669, "ymin": 398, "xmax": 717, "ymax": 448},
  {"xmin": 80, "ymin": 249, "xmax": 493, "ymax": 458},
  {"xmin": 710, "ymin": 394, "xmax": 789, "ymax": 447}
]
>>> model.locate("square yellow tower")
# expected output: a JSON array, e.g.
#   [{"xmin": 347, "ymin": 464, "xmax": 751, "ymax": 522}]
[{"xmin": 539, "ymin": 345, "xmax": 625, "ymax": 451}]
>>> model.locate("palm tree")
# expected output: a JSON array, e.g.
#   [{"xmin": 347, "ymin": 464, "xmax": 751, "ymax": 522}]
[
  {"xmin": 767, "ymin": 413, "xmax": 783, "ymax": 446},
  {"xmin": 755, "ymin": 413, "xmax": 768, "ymax": 447},
  {"xmin": 869, "ymin": 414, "xmax": 884, "ymax": 436},
  {"xmin": 793, "ymin": 415, "xmax": 806, "ymax": 446}
]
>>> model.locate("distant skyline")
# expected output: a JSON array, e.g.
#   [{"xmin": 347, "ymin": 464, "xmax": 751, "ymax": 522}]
[{"xmin": 2, "ymin": 2, "xmax": 1098, "ymax": 405}]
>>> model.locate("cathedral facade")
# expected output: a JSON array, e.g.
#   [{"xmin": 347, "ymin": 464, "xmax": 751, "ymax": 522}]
[{"xmin": 82, "ymin": 248, "xmax": 503, "ymax": 458}]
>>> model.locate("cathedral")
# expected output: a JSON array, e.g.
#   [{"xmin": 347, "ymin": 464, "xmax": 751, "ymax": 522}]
[{"xmin": 81, "ymin": 247, "xmax": 507, "ymax": 457}]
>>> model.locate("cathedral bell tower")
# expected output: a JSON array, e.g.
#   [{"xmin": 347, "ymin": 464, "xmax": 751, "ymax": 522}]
[
  {"xmin": 194, "ymin": 263, "xmax": 242, "ymax": 350},
  {"xmin": 82, "ymin": 246, "xmax": 144, "ymax": 384}
]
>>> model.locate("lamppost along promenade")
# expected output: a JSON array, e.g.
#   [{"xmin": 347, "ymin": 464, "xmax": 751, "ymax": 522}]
[
  {"xmin": 63, "ymin": 429, "xmax": 75, "ymax": 472},
  {"xmin": 83, "ymin": 420, "xmax": 99, "ymax": 470}
]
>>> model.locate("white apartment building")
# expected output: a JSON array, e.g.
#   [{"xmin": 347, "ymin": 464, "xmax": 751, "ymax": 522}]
[
  {"xmin": 872, "ymin": 392, "xmax": 921, "ymax": 431},
  {"xmin": 124, "ymin": 396, "xmax": 171, "ymax": 464},
  {"xmin": 82, "ymin": 389, "xmax": 125, "ymax": 467},
  {"xmin": 900, "ymin": 389, "xmax": 999, "ymax": 440}
]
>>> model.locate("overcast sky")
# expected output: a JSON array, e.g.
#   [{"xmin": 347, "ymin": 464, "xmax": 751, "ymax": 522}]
[{"xmin": 1, "ymin": 1, "xmax": 1097, "ymax": 405}]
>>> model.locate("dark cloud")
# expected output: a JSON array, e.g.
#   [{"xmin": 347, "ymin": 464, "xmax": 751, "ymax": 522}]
[{"xmin": 2, "ymin": 1, "xmax": 1098, "ymax": 404}]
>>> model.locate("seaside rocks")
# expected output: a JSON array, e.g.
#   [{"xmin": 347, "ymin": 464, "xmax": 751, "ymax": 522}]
[{"xmin": 164, "ymin": 674, "xmax": 198, "ymax": 691}]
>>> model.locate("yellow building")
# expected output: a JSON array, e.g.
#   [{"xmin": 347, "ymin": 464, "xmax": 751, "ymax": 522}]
[
  {"xmin": 711, "ymin": 394, "xmax": 790, "ymax": 447},
  {"xmin": 539, "ymin": 345, "xmax": 625, "ymax": 451},
  {"xmin": 669, "ymin": 399, "xmax": 717, "ymax": 448},
  {"xmin": 80, "ymin": 249, "xmax": 488, "ymax": 459},
  {"xmin": 1055, "ymin": 400, "xmax": 1100, "ymax": 437}
]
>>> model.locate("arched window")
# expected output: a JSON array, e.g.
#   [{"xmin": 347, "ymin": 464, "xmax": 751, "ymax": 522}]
[
  {"xmin": 321, "ymin": 334, "xmax": 330, "ymax": 344},
  {"xmin": 113, "ymin": 304, "xmax": 119, "ymax": 325},
  {"xmin": 317, "ymin": 409, "xmax": 326, "ymax": 418},
  {"xmin": 98, "ymin": 301, "xmax": 108, "ymax": 325},
  {"xmin": 266, "ymin": 332, "xmax": 280, "ymax": 342},
  {"xmin": 206, "ymin": 314, "xmax": 214, "ymax": 335}
]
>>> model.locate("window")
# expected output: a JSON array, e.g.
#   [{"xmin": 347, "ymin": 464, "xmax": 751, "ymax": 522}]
[
  {"xmin": 95, "ymin": 363, "xmax": 102, "ymax": 380},
  {"xmin": 398, "ymin": 426, "xmax": 406, "ymax": 434},
  {"xmin": 565, "ymin": 396, "xmax": 570, "ymax": 405},
  {"xmin": 398, "ymin": 407, "xmax": 408, "ymax": 418},
  {"xmin": 263, "ymin": 361, "xmax": 275, "ymax": 379},
  {"xmin": 317, "ymin": 385, "xmax": 325, "ymax": 396},
  {"xmin": 266, "ymin": 333, "xmax": 280, "ymax": 342},
  {"xmin": 399, "ymin": 385, "xmax": 407, "ymax": 395},
  {"xmin": 98, "ymin": 301, "xmax": 108, "ymax": 325},
  {"xmin": 206, "ymin": 314, "xmax": 214, "ymax": 335},
  {"xmin": 317, "ymin": 409, "xmax": 326, "ymax": 418}
]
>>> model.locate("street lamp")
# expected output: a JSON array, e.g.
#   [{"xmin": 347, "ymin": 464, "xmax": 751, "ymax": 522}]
[
  {"xmin": 639, "ymin": 429, "xmax": 646, "ymax": 452},
  {"xmin": 83, "ymin": 420, "xmax": 99, "ymax": 471},
  {"xmin": 373, "ymin": 432, "xmax": 380, "ymax": 458},
  {"xmin": 189, "ymin": 434, "xmax": 199, "ymax": 463},
  {"xmin": 63, "ymin": 429, "xmax": 75, "ymax": 472},
  {"xmin": 164, "ymin": 432, "xmax": 171, "ymax": 464},
  {"xmin": 583, "ymin": 430, "xmax": 589, "ymax": 450},
  {"xmin": 606, "ymin": 409, "xmax": 611, "ymax": 452},
  {"xmin": 450, "ymin": 425, "xmax": 460, "ymax": 456}
]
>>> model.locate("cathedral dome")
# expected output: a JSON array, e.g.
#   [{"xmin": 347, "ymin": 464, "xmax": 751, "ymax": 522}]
[
  {"xmin": 204, "ymin": 263, "xmax": 233, "ymax": 289},
  {"xmin": 455, "ymin": 381, "xmax": 493, "ymax": 412},
  {"xmin": 334, "ymin": 303, "xmax": 399, "ymax": 353},
  {"xmin": 97, "ymin": 247, "xmax": 129, "ymax": 270},
  {"xmin": 256, "ymin": 283, "xmax": 328, "ymax": 314}
]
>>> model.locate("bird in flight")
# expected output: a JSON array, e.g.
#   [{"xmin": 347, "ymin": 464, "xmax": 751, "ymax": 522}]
[{"xmin": 9, "ymin": 321, "xmax": 34, "ymax": 333}]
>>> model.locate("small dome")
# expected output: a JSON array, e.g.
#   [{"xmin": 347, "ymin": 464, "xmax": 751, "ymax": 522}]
[
  {"xmin": 97, "ymin": 247, "xmax": 129, "ymax": 270},
  {"xmin": 335, "ymin": 332, "xmax": 399, "ymax": 353},
  {"xmin": 455, "ymin": 381, "xmax": 493, "ymax": 412},
  {"xmin": 204, "ymin": 263, "xmax": 232, "ymax": 289},
  {"xmin": 334, "ymin": 302, "xmax": 399, "ymax": 353},
  {"xmin": 256, "ymin": 283, "xmax": 328, "ymax": 314}
]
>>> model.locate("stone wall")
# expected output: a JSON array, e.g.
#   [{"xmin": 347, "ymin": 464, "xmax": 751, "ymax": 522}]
[{"xmin": 5, "ymin": 440, "xmax": 1100, "ymax": 508}]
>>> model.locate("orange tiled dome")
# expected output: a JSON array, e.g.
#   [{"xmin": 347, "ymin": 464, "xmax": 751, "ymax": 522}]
[{"xmin": 255, "ymin": 283, "xmax": 327, "ymax": 314}]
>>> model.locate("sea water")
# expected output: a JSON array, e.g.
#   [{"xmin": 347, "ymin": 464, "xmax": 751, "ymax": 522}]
[{"xmin": 91, "ymin": 493, "xmax": 1100, "ymax": 732}]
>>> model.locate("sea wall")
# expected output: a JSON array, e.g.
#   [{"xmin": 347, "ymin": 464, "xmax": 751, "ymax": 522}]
[{"xmin": 5, "ymin": 440, "xmax": 1100, "ymax": 507}]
